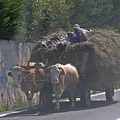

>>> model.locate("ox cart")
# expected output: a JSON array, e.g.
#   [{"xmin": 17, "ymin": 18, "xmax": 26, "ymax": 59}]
[{"xmin": 30, "ymin": 41, "xmax": 114, "ymax": 107}]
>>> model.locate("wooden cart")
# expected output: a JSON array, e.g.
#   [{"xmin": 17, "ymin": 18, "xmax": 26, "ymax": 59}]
[
  {"xmin": 31, "ymin": 44, "xmax": 114, "ymax": 107},
  {"xmin": 38, "ymin": 48, "xmax": 114, "ymax": 107}
]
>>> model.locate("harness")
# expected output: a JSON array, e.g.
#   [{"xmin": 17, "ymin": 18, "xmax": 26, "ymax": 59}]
[
  {"xmin": 22, "ymin": 70, "xmax": 47, "ymax": 83},
  {"xmin": 21, "ymin": 62, "xmax": 50, "ymax": 85}
]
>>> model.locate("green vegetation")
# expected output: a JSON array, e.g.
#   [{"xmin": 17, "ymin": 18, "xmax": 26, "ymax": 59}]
[
  {"xmin": 0, "ymin": 107, "xmax": 6, "ymax": 112},
  {"xmin": 0, "ymin": 102, "xmax": 28, "ymax": 113},
  {"xmin": 0, "ymin": 0, "xmax": 120, "ymax": 41},
  {"xmin": 0, "ymin": 92, "xmax": 29, "ymax": 112}
]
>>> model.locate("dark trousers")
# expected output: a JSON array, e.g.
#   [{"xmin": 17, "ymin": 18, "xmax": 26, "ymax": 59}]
[{"xmin": 67, "ymin": 28, "xmax": 87, "ymax": 42}]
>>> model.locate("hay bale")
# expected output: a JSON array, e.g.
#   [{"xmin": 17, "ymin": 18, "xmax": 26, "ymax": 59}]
[
  {"xmin": 86, "ymin": 30, "xmax": 120, "ymax": 88},
  {"xmin": 30, "ymin": 30, "xmax": 120, "ymax": 89}
]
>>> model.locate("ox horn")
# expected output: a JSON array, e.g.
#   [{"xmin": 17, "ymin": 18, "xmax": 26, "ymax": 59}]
[
  {"xmin": 34, "ymin": 62, "xmax": 47, "ymax": 69},
  {"xmin": 58, "ymin": 67, "xmax": 65, "ymax": 75}
]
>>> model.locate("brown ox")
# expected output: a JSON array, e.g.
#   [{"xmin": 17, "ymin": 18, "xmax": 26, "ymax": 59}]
[
  {"xmin": 7, "ymin": 62, "xmax": 46, "ymax": 111},
  {"xmin": 46, "ymin": 63, "xmax": 79, "ymax": 111}
]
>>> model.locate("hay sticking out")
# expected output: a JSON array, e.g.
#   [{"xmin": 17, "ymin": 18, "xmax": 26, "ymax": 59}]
[{"xmin": 66, "ymin": 42, "xmax": 94, "ymax": 51}]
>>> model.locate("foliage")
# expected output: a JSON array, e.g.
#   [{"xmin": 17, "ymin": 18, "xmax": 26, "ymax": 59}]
[
  {"xmin": 100, "ymin": 25, "xmax": 118, "ymax": 32},
  {"xmin": 0, "ymin": 0, "xmax": 120, "ymax": 41},
  {"xmin": 0, "ymin": 107, "xmax": 6, "ymax": 112},
  {"xmin": 70, "ymin": 0, "xmax": 113, "ymax": 28},
  {"xmin": 12, "ymin": 92, "xmax": 28, "ymax": 109},
  {"xmin": 0, "ymin": 92, "xmax": 29, "ymax": 113},
  {"xmin": 15, "ymin": 0, "xmax": 72, "ymax": 42},
  {"xmin": 0, "ymin": 101, "xmax": 28, "ymax": 113},
  {"xmin": 0, "ymin": 0, "xmax": 23, "ymax": 40}
]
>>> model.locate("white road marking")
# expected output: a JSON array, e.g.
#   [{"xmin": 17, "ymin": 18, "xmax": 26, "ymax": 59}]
[
  {"xmin": 0, "ymin": 109, "xmax": 27, "ymax": 118},
  {"xmin": 116, "ymin": 118, "xmax": 120, "ymax": 120},
  {"xmin": 91, "ymin": 89, "xmax": 120, "ymax": 97}
]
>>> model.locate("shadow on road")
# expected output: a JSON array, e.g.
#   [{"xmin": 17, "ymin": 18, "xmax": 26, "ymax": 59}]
[
  {"xmin": 20, "ymin": 100, "xmax": 119, "ymax": 116},
  {"xmin": 0, "ymin": 100, "xmax": 119, "ymax": 118}
]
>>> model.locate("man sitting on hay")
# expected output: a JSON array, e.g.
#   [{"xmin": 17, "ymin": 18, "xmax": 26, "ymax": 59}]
[{"xmin": 66, "ymin": 24, "xmax": 88, "ymax": 43}]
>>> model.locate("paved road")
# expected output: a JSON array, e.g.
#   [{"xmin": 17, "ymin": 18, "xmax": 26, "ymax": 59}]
[{"xmin": 1, "ymin": 90, "xmax": 120, "ymax": 120}]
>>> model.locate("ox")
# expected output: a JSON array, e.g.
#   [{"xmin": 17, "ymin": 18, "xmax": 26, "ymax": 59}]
[
  {"xmin": 46, "ymin": 63, "xmax": 79, "ymax": 111},
  {"xmin": 7, "ymin": 62, "xmax": 47, "ymax": 111}
]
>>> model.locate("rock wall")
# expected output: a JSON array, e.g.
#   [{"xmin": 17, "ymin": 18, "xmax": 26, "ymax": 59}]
[{"xmin": 0, "ymin": 40, "xmax": 38, "ymax": 109}]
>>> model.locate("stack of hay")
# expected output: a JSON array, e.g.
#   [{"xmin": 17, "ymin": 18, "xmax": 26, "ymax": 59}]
[
  {"xmin": 30, "ymin": 30, "xmax": 120, "ymax": 89},
  {"xmin": 87, "ymin": 30, "xmax": 120, "ymax": 89}
]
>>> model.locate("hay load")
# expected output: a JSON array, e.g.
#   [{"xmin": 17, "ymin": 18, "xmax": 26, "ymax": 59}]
[
  {"xmin": 30, "ymin": 30, "xmax": 120, "ymax": 89},
  {"xmin": 87, "ymin": 30, "xmax": 120, "ymax": 89}
]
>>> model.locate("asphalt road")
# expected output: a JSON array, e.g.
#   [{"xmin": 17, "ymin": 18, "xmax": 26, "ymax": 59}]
[{"xmin": 1, "ymin": 90, "xmax": 120, "ymax": 120}]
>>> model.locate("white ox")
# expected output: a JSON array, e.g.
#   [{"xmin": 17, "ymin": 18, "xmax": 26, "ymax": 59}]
[{"xmin": 46, "ymin": 63, "xmax": 79, "ymax": 111}]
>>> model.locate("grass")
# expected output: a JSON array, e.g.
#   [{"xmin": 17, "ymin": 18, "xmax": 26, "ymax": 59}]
[
  {"xmin": 0, "ymin": 107, "xmax": 6, "ymax": 112},
  {"xmin": 0, "ymin": 101, "xmax": 29, "ymax": 113},
  {"xmin": 0, "ymin": 92, "xmax": 29, "ymax": 113},
  {"xmin": 12, "ymin": 101, "xmax": 28, "ymax": 110}
]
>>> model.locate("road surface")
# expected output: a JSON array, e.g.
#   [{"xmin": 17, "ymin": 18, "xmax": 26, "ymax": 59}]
[{"xmin": 1, "ymin": 89, "xmax": 120, "ymax": 120}]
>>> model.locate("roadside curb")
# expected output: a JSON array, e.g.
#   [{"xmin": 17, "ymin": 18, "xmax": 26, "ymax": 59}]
[
  {"xmin": 0, "ymin": 106, "xmax": 38, "ymax": 118},
  {"xmin": 0, "ymin": 108, "xmax": 28, "ymax": 118}
]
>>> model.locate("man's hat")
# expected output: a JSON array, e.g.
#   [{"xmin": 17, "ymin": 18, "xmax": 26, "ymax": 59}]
[{"xmin": 73, "ymin": 24, "xmax": 80, "ymax": 28}]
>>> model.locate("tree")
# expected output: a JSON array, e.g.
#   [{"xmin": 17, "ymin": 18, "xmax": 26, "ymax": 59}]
[
  {"xmin": 107, "ymin": 0, "xmax": 120, "ymax": 30},
  {"xmin": 0, "ymin": 0, "xmax": 120, "ymax": 41},
  {"xmin": 0, "ymin": 0, "xmax": 23, "ymax": 40},
  {"xmin": 70, "ymin": 0, "xmax": 113, "ymax": 28},
  {"xmin": 15, "ymin": 0, "xmax": 73, "ymax": 42}
]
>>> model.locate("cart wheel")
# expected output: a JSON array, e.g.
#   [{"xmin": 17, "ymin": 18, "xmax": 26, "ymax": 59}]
[
  {"xmin": 105, "ymin": 85, "xmax": 114, "ymax": 101},
  {"xmin": 80, "ymin": 85, "xmax": 90, "ymax": 107},
  {"xmin": 42, "ymin": 86, "xmax": 52, "ymax": 108}
]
